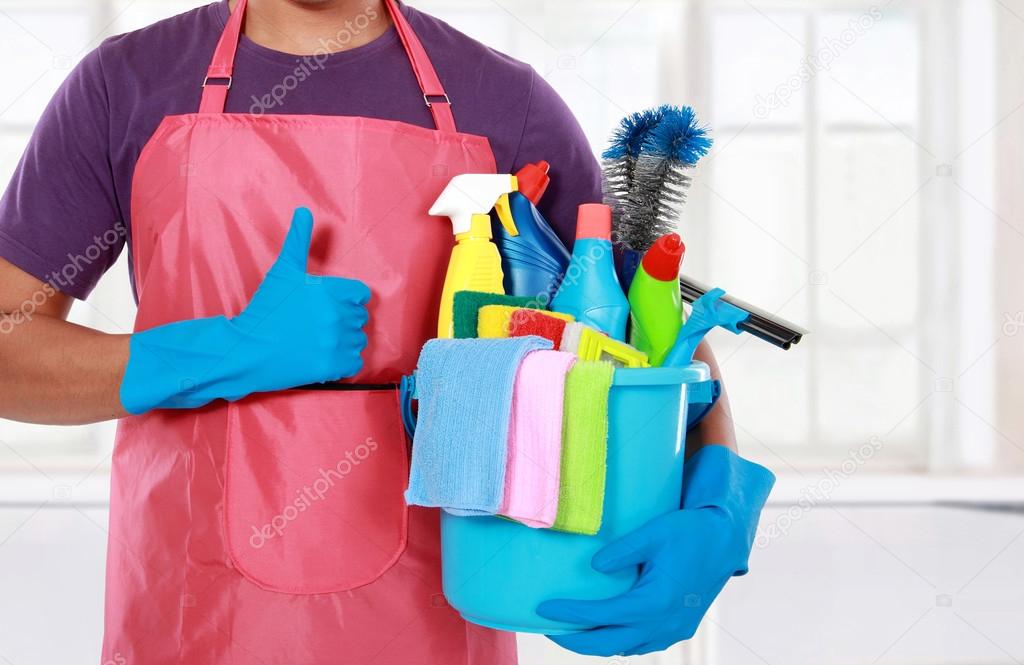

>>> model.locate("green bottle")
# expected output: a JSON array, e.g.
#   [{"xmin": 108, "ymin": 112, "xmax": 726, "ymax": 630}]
[{"xmin": 628, "ymin": 233, "xmax": 685, "ymax": 366}]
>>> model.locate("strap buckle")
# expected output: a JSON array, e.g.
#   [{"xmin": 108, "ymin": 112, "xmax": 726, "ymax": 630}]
[
  {"xmin": 202, "ymin": 75, "xmax": 233, "ymax": 89},
  {"xmin": 423, "ymin": 93, "xmax": 451, "ymax": 108}
]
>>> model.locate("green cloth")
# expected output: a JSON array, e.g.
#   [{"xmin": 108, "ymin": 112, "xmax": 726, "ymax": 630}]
[
  {"xmin": 452, "ymin": 291, "xmax": 541, "ymax": 339},
  {"xmin": 552, "ymin": 360, "xmax": 615, "ymax": 535}
]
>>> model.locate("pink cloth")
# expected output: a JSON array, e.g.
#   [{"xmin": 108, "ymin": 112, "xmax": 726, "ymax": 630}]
[{"xmin": 500, "ymin": 350, "xmax": 577, "ymax": 527}]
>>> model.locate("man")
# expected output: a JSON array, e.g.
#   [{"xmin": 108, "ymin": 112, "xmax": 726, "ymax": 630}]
[{"xmin": 0, "ymin": 1, "xmax": 772, "ymax": 662}]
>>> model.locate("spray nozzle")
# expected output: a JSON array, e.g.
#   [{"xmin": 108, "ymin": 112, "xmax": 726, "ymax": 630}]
[
  {"xmin": 494, "ymin": 191, "xmax": 517, "ymax": 236},
  {"xmin": 429, "ymin": 174, "xmax": 519, "ymax": 237}
]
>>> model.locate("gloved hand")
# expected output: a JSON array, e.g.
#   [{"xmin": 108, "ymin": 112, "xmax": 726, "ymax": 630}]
[
  {"xmin": 537, "ymin": 444, "xmax": 775, "ymax": 657},
  {"xmin": 120, "ymin": 207, "xmax": 371, "ymax": 414}
]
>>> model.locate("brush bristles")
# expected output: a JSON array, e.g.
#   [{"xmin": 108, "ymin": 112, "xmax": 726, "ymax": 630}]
[
  {"xmin": 601, "ymin": 157, "xmax": 632, "ymax": 208},
  {"xmin": 628, "ymin": 156, "xmax": 694, "ymax": 245},
  {"xmin": 601, "ymin": 104, "xmax": 713, "ymax": 253},
  {"xmin": 602, "ymin": 109, "xmax": 665, "ymax": 161}
]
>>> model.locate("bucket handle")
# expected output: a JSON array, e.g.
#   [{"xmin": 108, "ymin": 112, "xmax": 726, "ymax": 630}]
[
  {"xmin": 400, "ymin": 374, "xmax": 418, "ymax": 440},
  {"xmin": 401, "ymin": 373, "xmax": 721, "ymax": 440},
  {"xmin": 686, "ymin": 379, "xmax": 721, "ymax": 431}
]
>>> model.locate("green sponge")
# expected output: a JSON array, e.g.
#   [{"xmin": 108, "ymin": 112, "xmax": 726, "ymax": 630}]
[{"xmin": 452, "ymin": 291, "xmax": 543, "ymax": 339}]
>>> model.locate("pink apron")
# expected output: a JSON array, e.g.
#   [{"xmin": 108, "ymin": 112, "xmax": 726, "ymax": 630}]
[{"xmin": 102, "ymin": 1, "xmax": 516, "ymax": 662}]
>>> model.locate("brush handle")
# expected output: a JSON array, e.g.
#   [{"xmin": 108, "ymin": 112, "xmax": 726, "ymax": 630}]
[{"xmin": 618, "ymin": 249, "xmax": 643, "ymax": 292}]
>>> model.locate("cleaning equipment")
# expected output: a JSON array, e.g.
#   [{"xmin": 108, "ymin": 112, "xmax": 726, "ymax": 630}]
[
  {"xmin": 627, "ymin": 232, "xmax": 685, "ymax": 367},
  {"xmin": 508, "ymin": 309, "xmax": 573, "ymax": 348},
  {"xmin": 561, "ymin": 323, "xmax": 649, "ymax": 368},
  {"xmin": 499, "ymin": 350, "xmax": 577, "ymax": 528},
  {"xmin": 602, "ymin": 107, "xmax": 807, "ymax": 352},
  {"xmin": 440, "ymin": 361, "xmax": 716, "ymax": 634},
  {"xmin": 120, "ymin": 209, "xmax": 371, "ymax": 413},
  {"xmin": 551, "ymin": 204, "xmax": 631, "ymax": 340},
  {"xmin": 601, "ymin": 109, "xmax": 662, "ymax": 232},
  {"xmin": 664, "ymin": 288, "xmax": 751, "ymax": 367},
  {"xmin": 602, "ymin": 106, "xmax": 712, "ymax": 290},
  {"xmin": 405, "ymin": 336, "xmax": 552, "ymax": 515},
  {"xmin": 431, "ymin": 174, "xmax": 519, "ymax": 338},
  {"xmin": 452, "ymin": 290, "xmax": 541, "ymax": 339},
  {"xmin": 559, "ymin": 323, "xmax": 586, "ymax": 357},
  {"xmin": 679, "ymin": 275, "xmax": 808, "ymax": 350},
  {"xmin": 537, "ymin": 445, "xmax": 775, "ymax": 657},
  {"xmin": 551, "ymin": 360, "xmax": 614, "ymax": 535},
  {"xmin": 496, "ymin": 161, "xmax": 572, "ymax": 299},
  {"xmin": 111, "ymin": 0, "xmax": 518, "ymax": 660},
  {"xmin": 478, "ymin": 305, "xmax": 573, "ymax": 339},
  {"xmin": 477, "ymin": 305, "xmax": 514, "ymax": 338}
]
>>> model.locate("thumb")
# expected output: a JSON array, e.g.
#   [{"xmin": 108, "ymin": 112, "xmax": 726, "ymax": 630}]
[
  {"xmin": 591, "ymin": 518, "xmax": 665, "ymax": 573},
  {"xmin": 274, "ymin": 207, "xmax": 314, "ymax": 273}
]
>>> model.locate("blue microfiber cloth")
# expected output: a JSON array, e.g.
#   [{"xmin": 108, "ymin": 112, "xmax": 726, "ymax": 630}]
[{"xmin": 405, "ymin": 336, "xmax": 553, "ymax": 515}]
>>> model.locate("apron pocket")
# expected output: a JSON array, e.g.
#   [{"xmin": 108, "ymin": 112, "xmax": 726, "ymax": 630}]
[{"xmin": 224, "ymin": 388, "xmax": 408, "ymax": 594}]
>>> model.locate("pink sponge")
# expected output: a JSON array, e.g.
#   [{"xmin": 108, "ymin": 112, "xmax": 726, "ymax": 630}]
[{"xmin": 508, "ymin": 309, "xmax": 570, "ymax": 349}]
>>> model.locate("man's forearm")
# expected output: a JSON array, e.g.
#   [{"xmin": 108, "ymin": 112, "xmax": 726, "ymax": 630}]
[
  {"xmin": 686, "ymin": 341, "xmax": 738, "ymax": 456},
  {"xmin": 0, "ymin": 313, "xmax": 129, "ymax": 425}
]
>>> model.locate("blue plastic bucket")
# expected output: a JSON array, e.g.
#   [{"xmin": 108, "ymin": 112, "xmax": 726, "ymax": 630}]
[{"xmin": 440, "ymin": 362, "xmax": 712, "ymax": 634}]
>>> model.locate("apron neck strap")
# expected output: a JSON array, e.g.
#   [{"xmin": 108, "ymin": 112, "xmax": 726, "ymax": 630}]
[{"xmin": 198, "ymin": 0, "xmax": 457, "ymax": 133}]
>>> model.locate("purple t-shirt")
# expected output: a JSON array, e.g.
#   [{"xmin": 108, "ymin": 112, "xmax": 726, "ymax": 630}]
[{"xmin": 0, "ymin": 0, "xmax": 601, "ymax": 300}]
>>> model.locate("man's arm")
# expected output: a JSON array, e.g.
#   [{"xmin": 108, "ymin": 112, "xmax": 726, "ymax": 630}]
[
  {"xmin": 687, "ymin": 340, "xmax": 738, "ymax": 454},
  {"xmin": 0, "ymin": 258, "xmax": 129, "ymax": 425}
]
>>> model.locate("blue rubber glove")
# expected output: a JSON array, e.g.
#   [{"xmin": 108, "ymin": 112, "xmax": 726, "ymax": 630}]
[
  {"xmin": 120, "ymin": 207, "xmax": 371, "ymax": 414},
  {"xmin": 537, "ymin": 445, "xmax": 775, "ymax": 657}
]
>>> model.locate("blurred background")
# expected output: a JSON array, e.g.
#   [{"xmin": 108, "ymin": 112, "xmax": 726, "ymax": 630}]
[{"xmin": 1, "ymin": 0, "xmax": 1023, "ymax": 663}]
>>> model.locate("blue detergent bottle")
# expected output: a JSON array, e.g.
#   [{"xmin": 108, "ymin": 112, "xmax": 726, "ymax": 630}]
[
  {"xmin": 494, "ymin": 161, "xmax": 571, "ymax": 301},
  {"xmin": 551, "ymin": 203, "xmax": 631, "ymax": 341}
]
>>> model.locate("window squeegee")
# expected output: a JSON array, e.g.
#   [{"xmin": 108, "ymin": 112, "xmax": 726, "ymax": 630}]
[{"xmin": 676, "ymin": 275, "xmax": 808, "ymax": 354}]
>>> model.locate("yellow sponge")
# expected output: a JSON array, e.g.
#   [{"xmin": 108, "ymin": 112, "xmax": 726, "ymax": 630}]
[{"xmin": 477, "ymin": 306, "xmax": 573, "ymax": 338}]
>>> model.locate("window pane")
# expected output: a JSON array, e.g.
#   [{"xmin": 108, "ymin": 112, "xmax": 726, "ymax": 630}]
[
  {"xmin": 0, "ymin": 419, "xmax": 98, "ymax": 465},
  {"xmin": 719, "ymin": 327, "xmax": 811, "ymax": 449},
  {"xmin": 704, "ymin": 132, "xmax": 809, "ymax": 308},
  {"xmin": 819, "ymin": 9, "xmax": 919, "ymax": 127},
  {"xmin": 543, "ymin": 2, "xmax": 683, "ymax": 152},
  {"xmin": 0, "ymin": 7, "xmax": 92, "ymax": 124},
  {"xmin": 112, "ymin": 1, "xmax": 204, "ymax": 33},
  {"xmin": 700, "ymin": 130, "xmax": 811, "ymax": 450},
  {"xmin": 816, "ymin": 341, "xmax": 924, "ymax": 449},
  {"xmin": 819, "ymin": 131, "xmax": 921, "ymax": 331},
  {"xmin": 711, "ymin": 10, "xmax": 808, "ymax": 127},
  {"xmin": 0, "ymin": 132, "xmax": 31, "ymax": 187}
]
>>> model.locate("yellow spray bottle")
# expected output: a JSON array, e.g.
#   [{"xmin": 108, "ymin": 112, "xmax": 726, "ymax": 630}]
[{"xmin": 430, "ymin": 174, "xmax": 519, "ymax": 338}]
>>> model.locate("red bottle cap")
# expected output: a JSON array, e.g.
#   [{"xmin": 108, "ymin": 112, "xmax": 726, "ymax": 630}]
[
  {"xmin": 575, "ymin": 203, "xmax": 613, "ymax": 240},
  {"xmin": 641, "ymin": 232, "xmax": 685, "ymax": 281},
  {"xmin": 515, "ymin": 161, "xmax": 551, "ymax": 205}
]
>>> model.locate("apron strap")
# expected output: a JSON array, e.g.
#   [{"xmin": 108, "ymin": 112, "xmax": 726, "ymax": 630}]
[
  {"xmin": 198, "ymin": 0, "xmax": 457, "ymax": 133},
  {"xmin": 385, "ymin": 0, "xmax": 456, "ymax": 133}
]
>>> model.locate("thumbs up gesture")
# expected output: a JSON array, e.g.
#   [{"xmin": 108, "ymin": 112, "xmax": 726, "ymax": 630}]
[
  {"xmin": 232, "ymin": 207, "xmax": 372, "ymax": 387},
  {"xmin": 120, "ymin": 207, "xmax": 373, "ymax": 414}
]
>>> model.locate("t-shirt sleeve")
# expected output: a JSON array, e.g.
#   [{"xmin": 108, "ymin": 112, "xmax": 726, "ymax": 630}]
[
  {"xmin": 511, "ymin": 71, "xmax": 602, "ymax": 247},
  {"xmin": 0, "ymin": 47, "xmax": 124, "ymax": 300}
]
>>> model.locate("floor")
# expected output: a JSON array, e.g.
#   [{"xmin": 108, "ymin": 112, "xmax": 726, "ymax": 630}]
[{"xmin": 1, "ymin": 504, "xmax": 1023, "ymax": 665}]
